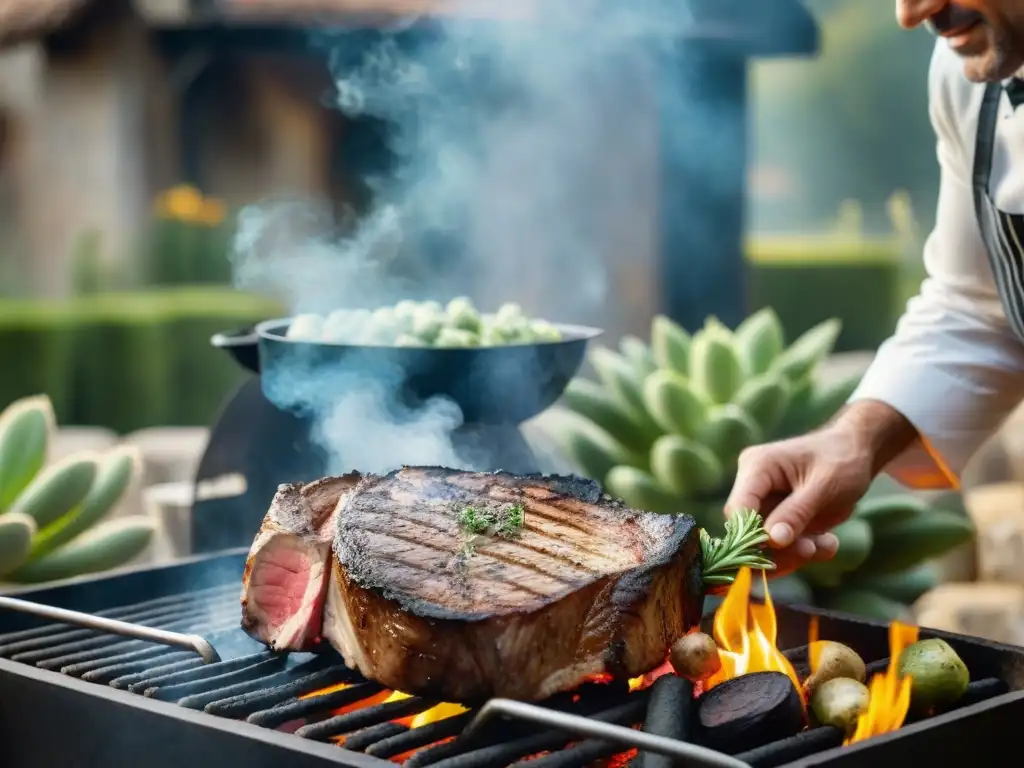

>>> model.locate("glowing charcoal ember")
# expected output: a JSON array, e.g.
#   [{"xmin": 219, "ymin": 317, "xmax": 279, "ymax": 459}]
[
  {"xmin": 629, "ymin": 659, "xmax": 673, "ymax": 692},
  {"xmin": 606, "ymin": 749, "xmax": 639, "ymax": 767}
]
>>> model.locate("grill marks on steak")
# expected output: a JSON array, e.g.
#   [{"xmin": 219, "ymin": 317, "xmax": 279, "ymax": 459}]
[
  {"xmin": 323, "ymin": 467, "xmax": 703, "ymax": 702},
  {"xmin": 334, "ymin": 469, "xmax": 658, "ymax": 616},
  {"xmin": 241, "ymin": 474, "xmax": 360, "ymax": 651}
]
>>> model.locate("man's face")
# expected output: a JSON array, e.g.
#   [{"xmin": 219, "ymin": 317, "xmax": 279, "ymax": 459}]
[{"xmin": 897, "ymin": 1, "xmax": 1024, "ymax": 82}]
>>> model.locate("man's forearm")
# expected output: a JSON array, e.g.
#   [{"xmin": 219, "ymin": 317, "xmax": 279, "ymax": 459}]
[{"xmin": 830, "ymin": 399, "xmax": 920, "ymax": 476}]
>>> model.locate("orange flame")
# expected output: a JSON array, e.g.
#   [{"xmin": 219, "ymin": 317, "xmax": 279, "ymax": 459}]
[
  {"xmin": 845, "ymin": 621, "xmax": 919, "ymax": 744},
  {"xmin": 382, "ymin": 692, "xmax": 469, "ymax": 729},
  {"xmin": 297, "ymin": 683, "xmax": 467, "ymax": 732},
  {"xmin": 705, "ymin": 567, "xmax": 801, "ymax": 694}
]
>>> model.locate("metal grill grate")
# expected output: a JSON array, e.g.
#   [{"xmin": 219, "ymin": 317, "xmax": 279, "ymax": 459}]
[{"xmin": 0, "ymin": 581, "xmax": 1018, "ymax": 768}]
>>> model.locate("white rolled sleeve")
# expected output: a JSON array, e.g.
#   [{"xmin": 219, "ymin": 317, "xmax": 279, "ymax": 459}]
[{"xmin": 850, "ymin": 45, "xmax": 1024, "ymax": 489}]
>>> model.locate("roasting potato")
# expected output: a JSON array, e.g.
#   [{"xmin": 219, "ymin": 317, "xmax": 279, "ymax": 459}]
[
  {"xmin": 804, "ymin": 641, "xmax": 866, "ymax": 696},
  {"xmin": 810, "ymin": 677, "xmax": 870, "ymax": 735},
  {"xmin": 669, "ymin": 632, "xmax": 721, "ymax": 682}
]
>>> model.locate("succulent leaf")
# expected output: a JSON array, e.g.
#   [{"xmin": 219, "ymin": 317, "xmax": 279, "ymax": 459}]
[{"xmin": 0, "ymin": 395, "xmax": 55, "ymax": 514}]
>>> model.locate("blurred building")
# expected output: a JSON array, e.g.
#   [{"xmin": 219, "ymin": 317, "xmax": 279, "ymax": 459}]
[{"xmin": 0, "ymin": 0, "xmax": 375, "ymax": 295}]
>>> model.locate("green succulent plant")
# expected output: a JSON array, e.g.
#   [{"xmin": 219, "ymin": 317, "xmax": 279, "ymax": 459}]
[
  {"xmin": 0, "ymin": 394, "xmax": 155, "ymax": 584},
  {"xmin": 556, "ymin": 309, "xmax": 974, "ymax": 620}
]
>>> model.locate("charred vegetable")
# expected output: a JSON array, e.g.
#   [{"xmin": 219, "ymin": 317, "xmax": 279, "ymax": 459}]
[
  {"xmin": 810, "ymin": 677, "xmax": 870, "ymax": 735},
  {"xmin": 670, "ymin": 632, "xmax": 722, "ymax": 682},
  {"xmin": 804, "ymin": 641, "xmax": 867, "ymax": 696},
  {"xmin": 898, "ymin": 638, "xmax": 969, "ymax": 713}
]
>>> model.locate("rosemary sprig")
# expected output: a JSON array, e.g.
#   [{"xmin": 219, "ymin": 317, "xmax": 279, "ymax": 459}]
[{"xmin": 700, "ymin": 508, "xmax": 776, "ymax": 586}]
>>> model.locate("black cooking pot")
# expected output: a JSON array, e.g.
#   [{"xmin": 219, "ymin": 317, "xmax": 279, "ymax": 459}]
[{"xmin": 212, "ymin": 318, "xmax": 603, "ymax": 425}]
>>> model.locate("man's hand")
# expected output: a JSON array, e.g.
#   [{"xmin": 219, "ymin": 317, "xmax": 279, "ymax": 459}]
[{"xmin": 724, "ymin": 399, "xmax": 919, "ymax": 577}]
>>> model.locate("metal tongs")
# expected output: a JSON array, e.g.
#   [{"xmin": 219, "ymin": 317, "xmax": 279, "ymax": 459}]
[{"xmin": 0, "ymin": 594, "xmax": 221, "ymax": 663}]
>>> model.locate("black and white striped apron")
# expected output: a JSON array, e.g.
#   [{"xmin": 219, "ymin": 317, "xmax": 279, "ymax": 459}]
[{"xmin": 974, "ymin": 81, "xmax": 1024, "ymax": 338}]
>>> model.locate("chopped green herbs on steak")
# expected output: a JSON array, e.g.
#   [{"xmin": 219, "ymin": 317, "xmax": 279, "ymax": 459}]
[
  {"xmin": 458, "ymin": 502, "xmax": 525, "ymax": 538},
  {"xmin": 457, "ymin": 501, "xmax": 526, "ymax": 557}
]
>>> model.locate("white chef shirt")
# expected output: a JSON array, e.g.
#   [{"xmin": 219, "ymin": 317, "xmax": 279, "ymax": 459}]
[{"xmin": 850, "ymin": 39, "xmax": 1024, "ymax": 490}]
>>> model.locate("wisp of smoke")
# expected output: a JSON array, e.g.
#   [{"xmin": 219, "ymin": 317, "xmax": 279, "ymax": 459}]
[
  {"xmin": 230, "ymin": 0, "xmax": 706, "ymax": 474},
  {"xmin": 263, "ymin": 352, "xmax": 466, "ymax": 475}
]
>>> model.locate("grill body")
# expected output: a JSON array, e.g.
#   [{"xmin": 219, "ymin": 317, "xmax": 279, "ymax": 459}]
[{"xmin": 1, "ymin": 551, "xmax": 1023, "ymax": 768}]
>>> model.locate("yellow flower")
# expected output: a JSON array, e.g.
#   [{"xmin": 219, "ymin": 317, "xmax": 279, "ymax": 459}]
[
  {"xmin": 154, "ymin": 184, "xmax": 229, "ymax": 227},
  {"xmin": 155, "ymin": 185, "xmax": 204, "ymax": 221}
]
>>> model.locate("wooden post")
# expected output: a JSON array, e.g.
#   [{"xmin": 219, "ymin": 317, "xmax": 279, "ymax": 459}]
[{"xmin": 656, "ymin": 43, "xmax": 749, "ymax": 333}]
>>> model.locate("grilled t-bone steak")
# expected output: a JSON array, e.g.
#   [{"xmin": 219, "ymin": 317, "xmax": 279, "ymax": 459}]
[
  {"xmin": 240, "ymin": 473, "xmax": 361, "ymax": 651},
  {"xmin": 242, "ymin": 467, "xmax": 704, "ymax": 703}
]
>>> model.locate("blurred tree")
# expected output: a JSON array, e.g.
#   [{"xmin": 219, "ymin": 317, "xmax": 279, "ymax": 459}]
[{"xmin": 751, "ymin": 0, "xmax": 939, "ymax": 234}]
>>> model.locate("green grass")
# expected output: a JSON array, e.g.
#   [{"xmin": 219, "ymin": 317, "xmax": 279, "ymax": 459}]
[{"xmin": 747, "ymin": 235, "xmax": 903, "ymax": 265}]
